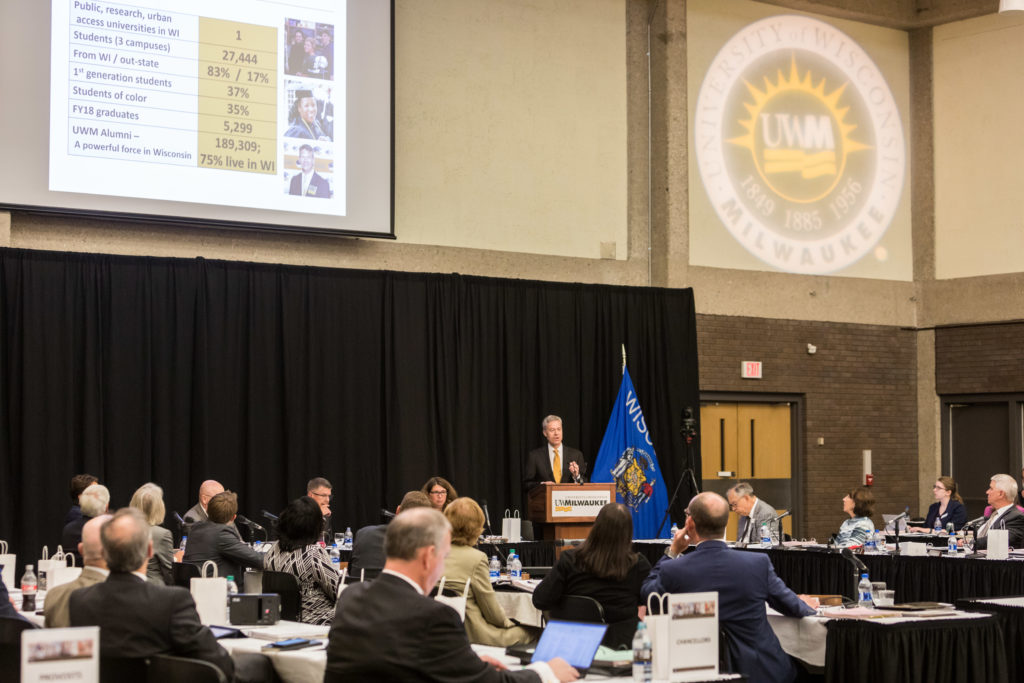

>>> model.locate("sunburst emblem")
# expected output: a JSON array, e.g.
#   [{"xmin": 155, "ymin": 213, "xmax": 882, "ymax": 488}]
[{"xmin": 727, "ymin": 54, "xmax": 870, "ymax": 204}]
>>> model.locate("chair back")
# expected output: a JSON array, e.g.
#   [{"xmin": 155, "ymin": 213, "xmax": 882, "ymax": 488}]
[
  {"xmin": 172, "ymin": 562, "xmax": 201, "ymax": 588},
  {"xmin": 549, "ymin": 594, "xmax": 606, "ymax": 624},
  {"xmin": 718, "ymin": 625, "xmax": 739, "ymax": 674},
  {"xmin": 100, "ymin": 656, "xmax": 148, "ymax": 683},
  {"xmin": 0, "ymin": 616, "xmax": 39, "ymax": 678},
  {"xmin": 434, "ymin": 576, "xmax": 470, "ymax": 622},
  {"xmin": 149, "ymin": 653, "xmax": 228, "ymax": 683},
  {"xmin": 262, "ymin": 570, "xmax": 303, "ymax": 622}
]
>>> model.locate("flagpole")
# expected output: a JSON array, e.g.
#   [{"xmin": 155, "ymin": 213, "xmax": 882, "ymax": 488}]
[{"xmin": 621, "ymin": 344, "xmax": 626, "ymax": 375}]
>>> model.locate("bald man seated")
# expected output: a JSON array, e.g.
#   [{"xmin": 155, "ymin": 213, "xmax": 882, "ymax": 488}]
[{"xmin": 184, "ymin": 479, "xmax": 225, "ymax": 528}]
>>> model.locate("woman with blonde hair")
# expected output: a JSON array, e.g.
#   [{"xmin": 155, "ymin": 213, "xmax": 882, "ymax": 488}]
[
  {"xmin": 129, "ymin": 483, "xmax": 174, "ymax": 585},
  {"xmin": 440, "ymin": 497, "xmax": 535, "ymax": 646}
]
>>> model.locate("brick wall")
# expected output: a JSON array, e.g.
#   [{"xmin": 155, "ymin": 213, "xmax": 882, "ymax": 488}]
[
  {"xmin": 697, "ymin": 314, "xmax": 919, "ymax": 541},
  {"xmin": 935, "ymin": 322, "xmax": 1024, "ymax": 395}
]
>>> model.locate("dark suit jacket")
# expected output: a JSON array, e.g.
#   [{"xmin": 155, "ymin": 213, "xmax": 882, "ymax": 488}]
[
  {"xmin": 923, "ymin": 500, "xmax": 967, "ymax": 531},
  {"xmin": 68, "ymin": 572, "xmax": 233, "ymax": 678},
  {"xmin": 182, "ymin": 520, "xmax": 263, "ymax": 586},
  {"xmin": 349, "ymin": 523, "xmax": 387, "ymax": 580},
  {"xmin": 60, "ymin": 515, "xmax": 91, "ymax": 564},
  {"xmin": 0, "ymin": 575, "xmax": 27, "ymax": 622},
  {"xmin": 523, "ymin": 445, "xmax": 586, "ymax": 492},
  {"xmin": 975, "ymin": 506, "xmax": 1024, "ymax": 550},
  {"xmin": 643, "ymin": 540, "xmax": 814, "ymax": 683},
  {"xmin": 325, "ymin": 572, "xmax": 540, "ymax": 682},
  {"xmin": 289, "ymin": 172, "xmax": 331, "ymax": 198}
]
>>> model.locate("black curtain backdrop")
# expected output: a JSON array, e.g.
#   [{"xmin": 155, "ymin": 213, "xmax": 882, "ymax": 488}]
[{"xmin": 0, "ymin": 248, "xmax": 700, "ymax": 558}]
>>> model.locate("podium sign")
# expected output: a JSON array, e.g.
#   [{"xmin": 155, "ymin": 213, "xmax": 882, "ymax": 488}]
[{"xmin": 550, "ymin": 489, "xmax": 612, "ymax": 518}]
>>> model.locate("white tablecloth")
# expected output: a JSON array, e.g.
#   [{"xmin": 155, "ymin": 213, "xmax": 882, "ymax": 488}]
[{"xmin": 494, "ymin": 590, "xmax": 543, "ymax": 627}]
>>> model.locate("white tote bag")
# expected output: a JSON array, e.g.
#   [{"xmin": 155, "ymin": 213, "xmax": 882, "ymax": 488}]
[
  {"xmin": 434, "ymin": 576, "xmax": 470, "ymax": 622},
  {"xmin": 37, "ymin": 546, "xmax": 63, "ymax": 591},
  {"xmin": 646, "ymin": 592, "xmax": 671, "ymax": 681},
  {"xmin": 48, "ymin": 553, "xmax": 82, "ymax": 588},
  {"xmin": 190, "ymin": 560, "xmax": 227, "ymax": 625},
  {"xmin": 0, "ymin": 540, "xmax": 15, "ymax": 591},
  {"xmin": 502, "ymin": 509, "xmax": 522, "ymax": 543}
]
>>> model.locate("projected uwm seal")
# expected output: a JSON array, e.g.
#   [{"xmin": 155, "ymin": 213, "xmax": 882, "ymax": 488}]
[{"xmin": 695, "ymin": 15, "xmax": 905, "ymax": 274}]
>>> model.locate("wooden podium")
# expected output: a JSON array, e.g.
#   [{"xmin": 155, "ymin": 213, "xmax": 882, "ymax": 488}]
[{"xmin": 527, "ymin": 483, "xmax": 616, "ymax": 545}]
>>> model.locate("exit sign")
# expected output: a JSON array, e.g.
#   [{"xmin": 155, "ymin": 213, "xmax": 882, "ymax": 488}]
[{"xmin": 741, "ymin": 361, "xmax": 762, "ymax": 379}]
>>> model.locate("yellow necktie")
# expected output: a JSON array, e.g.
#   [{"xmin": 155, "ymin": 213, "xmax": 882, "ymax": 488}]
[{"xmin": 553, "ymin": 448, "xmax": 561, "ymax": 483}]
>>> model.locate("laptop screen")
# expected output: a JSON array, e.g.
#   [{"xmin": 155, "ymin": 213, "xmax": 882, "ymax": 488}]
[{"xmin": 531, "ymin": 620, "xmax": 608, "ymax": 669}]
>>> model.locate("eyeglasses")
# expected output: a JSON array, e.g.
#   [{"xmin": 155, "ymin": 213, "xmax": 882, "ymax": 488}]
[
  {"xmin": 727, "ymin": 501, "xmax": 738, "ymax": 510},
  {"xmin": 309, "ymin": 491, "xmax": 332, "ymax": 500},
  {"xmin": 429, "ymin": 489, "xmax": 447, "ymax": 496},
  {"xmin": 932, "ymin": 485, "xmax": 948, "ymax": 491}
]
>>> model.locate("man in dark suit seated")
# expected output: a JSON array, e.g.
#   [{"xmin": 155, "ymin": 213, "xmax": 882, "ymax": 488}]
[
  {"xmin": 61, "ymin": 483, "xmax": 110, "ymax": 564},
  {"xmin": 523, "ymin": 415, "xmax": 587, "ymax": 493},
  {"xmin": 68, "ymin": 507, "xmax": 235, "ymax": 677},
  {"xmin": 325, "ymin": 507, "xmax": 579, "ymax": 682},
  {"xmin": 643, "ymin": 492, "xmax": 816, "ymax": 683},
  {"xmin": 183, "ymin": 491, "xmax": 264, "ymax": 588},
  {"xmin": 975, "ymin": 474, "xmax": 1024, "ymax": 550},
  {"xmin": 350, "ymin": 490, "xmax": 432, "ymax": 580}
]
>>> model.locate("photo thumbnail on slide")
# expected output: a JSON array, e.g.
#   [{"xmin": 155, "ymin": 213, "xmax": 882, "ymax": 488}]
[{"xmin": 284, "ymin": 140, "xmax": 332, "ymax": 199}]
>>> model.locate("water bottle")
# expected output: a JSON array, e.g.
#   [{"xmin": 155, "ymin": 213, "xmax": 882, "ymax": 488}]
[
  {"xmin": 858, "ymin": 573, "xmax": 872, "ymax": 608},
  {"xmin": 488, "ymin": 555, "xmax": 501, "ymax": 583},
  {"xmin": 343, "ymin": 527, "xmax": 353, "ymax": 548},
  {"xmin": 947, "ymin": 523, "xmax": 958, "ymax": 556},
  {"xmin": 330, "ymin": 544, "xmax": 341, "ymax": 569},
  {"xmin": 933, "ymin": 517, "xmax": 943, "ymax": 535},
  {"xmin": 864, "ymin": 530, "xmax": 877, "ymax": 553},
  {"xmin": 632, "ymin": 621, "xmax": 652, "ymax": 682},
  {"xmin": 506, "ymin": 548, "xmax": 516, "ymax": 572},
  {"xmin": 510, "ymin": 554, "xmax": 523, "ymax": 580},
  {"xmin": 670, "ymin": 523, "xmax": 679, "ymax": 538},
  {"xmin": 179, "ymin": 535, "xmax": 188, "ymax": 553},
  {"xmin": 760, "ymin": 522, "xmax": 771, "ymax": 548},
  {"xmin": 20, "ymin": 565, "xmax": 38, "ymax": 612},
  {"xmin": 225, "ymin": 575, "xmax": 239, "ymax": 623}
]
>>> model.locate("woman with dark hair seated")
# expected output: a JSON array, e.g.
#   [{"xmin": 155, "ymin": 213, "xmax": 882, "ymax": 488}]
[
  {"xmin": 421, "ymin": 476, "xmax": 458, "ymax": 512},
  {"xmin": 532, "ymin": 502, "xmax": 651, "ymax": 649},
  {"xmin": 263, "ymin": 497, "xmax": 340, "ymax": 625},
  {"xmin": 836, "ymin": 486, "xmax": 875, "ymax": 547},
  {"xmin": 440, "ymin": 497, "xmax": 536, "ymax": 647}
]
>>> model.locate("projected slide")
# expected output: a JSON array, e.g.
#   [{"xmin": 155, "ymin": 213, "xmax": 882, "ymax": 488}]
[{"xmin": 50, "ymin": 0, "xmax": 347, "ymax": 215}]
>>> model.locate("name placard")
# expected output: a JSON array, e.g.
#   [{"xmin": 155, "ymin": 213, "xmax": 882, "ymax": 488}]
[
  {"xmin": 22, "ymin": 626, "xmax": 99, "ymax": 683},
  {"xmin": 668, "ymin": 592, "xmax": 719, "ymax": 681},
  {"xmin": 550, "ymin": 489, "xmax": 612, "ymax": 518}
]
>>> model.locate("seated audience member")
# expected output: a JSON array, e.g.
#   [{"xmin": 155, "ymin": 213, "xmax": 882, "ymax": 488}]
[
  {"xmin": 1, "ymin": 575, "xmax": 27, "ymax": 621},
  {"xmin": 130, "ymin": 483, "xmax": 174, "ymax": 585},
  {"xmin": 68, "ymin": 508, "xmax": 236, "ymax": 678},
  {"xmin": 533, "ymin": 503, "xmax": 651, "ymax": 649},
  {"xmin": 183, "ymin": 491, "xmax": 264, "ymax": 588},
  {"xmin": 441, "ymin": 498, "xmax": 536, "ymax": 647},
  {"xmin": 835, "ymin": 487, "xmax": 875, "ymax": 547},
  {"xmin": 44, "ymin": 514, "xmax": 112, "ymax": 627},
  {"xmin": 307, "ymin": 476, "xmax": 334, "ymax": 542},
  {"xmin": 643, "ymin": 492, "xmax": 816, "ymax": 683},
  {"xmin": 62, "ymin": 483, "xmax": 110, "ymax": 562},
  {"xmin": 325, "ymin": 507, "xmax": 578, "ymax": 682},
  {"xmin": 975, "ymin": 473, "xmax": 1024, "ymax": 551},
  {"xmin": 64, "ymin": 473, "xmax": 99, "ymax": 525},
  {"xmin": 727, "ymin": 481, "xmax": 780, "ymax": 544},
  {"xmin": 350, "ymin": 490, "xmax": 432, "ymax": 580},
  {"xmin": 909, "ymin": 476, "xmax": 967, "ymax": 532},
  {"xmin": 422, "ymin": 476, "xmax": 458, "ymax": 512},
  {"xmin": 184, "ymin": 479, "xmax": 224, "ymax": 528},
  {"xmin": 263, "ymin": 497, "xmax": 340, "ymax": 625}
]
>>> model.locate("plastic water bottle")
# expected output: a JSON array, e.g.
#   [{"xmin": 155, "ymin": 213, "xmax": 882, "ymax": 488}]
[
  {"xmin": 343, "ymin": 527, "xmax": 353, "ymax": 548},
  {"xmin": 179, "ymin": 535, "xmax": 188, "ymax": 553},
  {"xmin": 858, "ymin": 573, "xmax": 872, "ymax": 608},
  {"xmin": 489, "ymin": 555, "xmax": 501, "ymax": 583},
  {"xmin": 632, "ymin": 621, "xmax": 652, "ymax": 682},
  {"xmin": 670, "ymin": 523, "xmax": 679, "ymax": 538},
  {"xmin": 20, "ymin": 565, "xmax": 38, "ymax": 612},
  {"xmin": 510, "ymin": 554, "xmax": 523, "ymax": 580},
  {"xmin": 760, "ymin": 522, "xmax": 771, "ymax": 548},
  {"xmin": 225, "ymin": 577, "xmax": 238, "ymax": 626},
  {"xmin": 947, "ymin": 524, "xmax": 958, "ymax": 556},
  {"xmin": 933, "ymin": 517, "xmax": 943, "ymax": 535},
  {"xmin": 506, "ymin": 548, "xmax": 516, "ymax": 572},
  {"xmin": 330, "ymin": 544, "xmax": 341, "ymax": 569},
  {"xmin": 864, "ymin": 530, "xmax": 877, "ymax": 553}
]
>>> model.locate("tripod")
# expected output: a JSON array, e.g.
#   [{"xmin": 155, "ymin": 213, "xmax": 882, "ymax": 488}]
[{"xmin": 657, "ymin": 407, "xmax": 701, "ymax": 537}]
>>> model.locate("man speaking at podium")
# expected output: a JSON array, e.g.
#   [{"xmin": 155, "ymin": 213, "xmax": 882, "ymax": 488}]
[{"xmin": 524, "ymin": 415, "xmax": 587, "ymax": 493}]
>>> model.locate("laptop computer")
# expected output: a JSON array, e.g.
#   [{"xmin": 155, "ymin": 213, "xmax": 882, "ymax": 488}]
[{"xmin": 507, "ymin": 620, "xmax": 608, "ymax": 676}]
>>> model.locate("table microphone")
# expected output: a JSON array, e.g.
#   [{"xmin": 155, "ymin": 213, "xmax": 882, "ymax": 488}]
[
  {"xmin": 481, "ymin": 500, "xmax": 493, "ymax": 536},
  {"xmin": 236, "ymin": 514, "xmax": 264, "ymax": 531},
  {"xmin": 840, "ymin": 547, "xmax": 867, "ymax": 572},
  {"xmin": 173, "ymin": 511, "xmax": 186, "ymax": 528}
]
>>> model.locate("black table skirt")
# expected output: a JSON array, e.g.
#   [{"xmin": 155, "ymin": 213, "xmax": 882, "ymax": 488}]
[
  {"xmin": 824, "ymin": 616, "xmax": 1006, "ymax": 683},
  {"xmin": 743, "ymin": 548, "xmax": 1024, "ymax": 602},
  {"xmin": 956, "ymin": 597, "xmax": 1024, "ymax": 681}
]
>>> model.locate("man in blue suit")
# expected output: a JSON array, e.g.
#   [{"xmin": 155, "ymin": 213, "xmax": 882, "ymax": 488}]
[{"xmin": 643, "ymin": 492, "xmax": 815, "ymax": 683}]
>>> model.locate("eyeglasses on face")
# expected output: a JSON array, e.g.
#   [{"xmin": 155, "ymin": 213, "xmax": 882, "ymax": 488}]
[{"xmin": 430, "ymin": 489, "xmax": 447, "ymax": 496}]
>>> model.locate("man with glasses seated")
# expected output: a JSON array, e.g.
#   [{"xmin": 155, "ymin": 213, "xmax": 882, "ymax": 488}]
[
  {"xmin": 307, "ymin": 477, "xmax": 334, "ymax": 543},
  {"xmin": 726, "ymin": 482, "xmax": 779, "ymax": 546}
]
